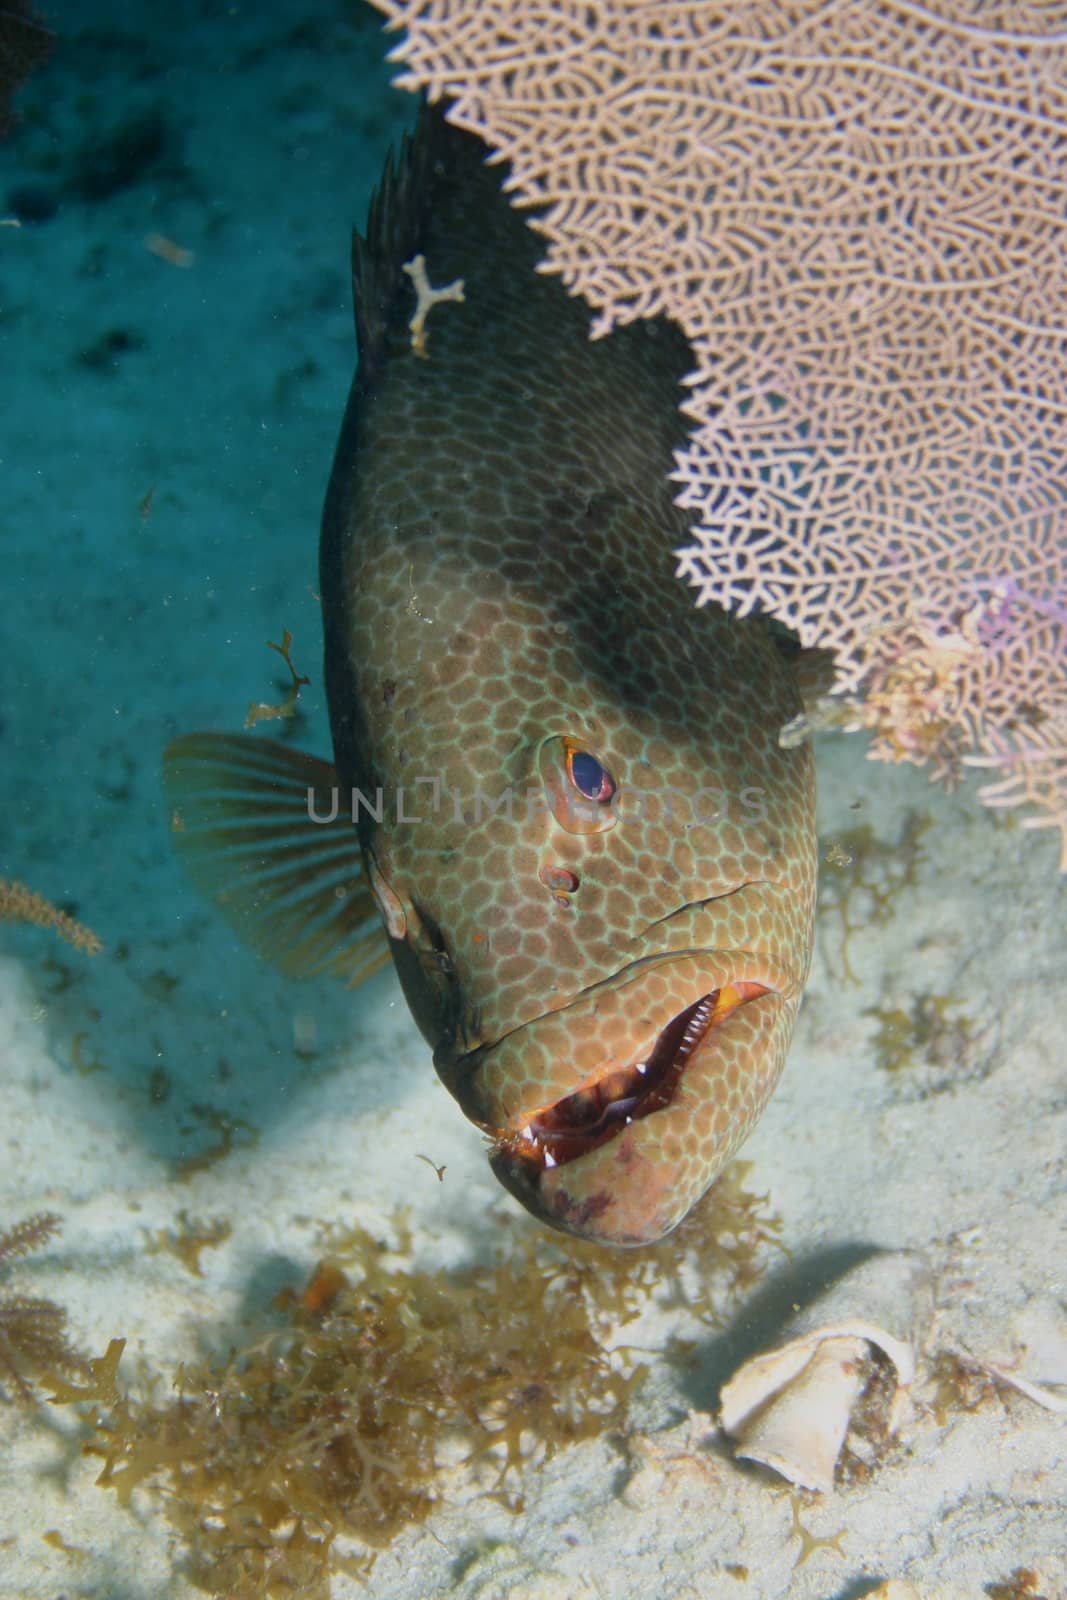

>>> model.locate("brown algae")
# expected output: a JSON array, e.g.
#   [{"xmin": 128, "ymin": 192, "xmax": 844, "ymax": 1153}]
[
  {"xmin": 818, "ymin": 813, "xmax": 930, "ymax": 984},
  {"xmin": 62, "ymin": 1165, "xmax": 780, "ymax": 1597}
]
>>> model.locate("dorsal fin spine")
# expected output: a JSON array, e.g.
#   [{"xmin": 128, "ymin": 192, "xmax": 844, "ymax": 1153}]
[{"xmin": 351, "ymin": 101, "xmax": 437, "ymax": 381}]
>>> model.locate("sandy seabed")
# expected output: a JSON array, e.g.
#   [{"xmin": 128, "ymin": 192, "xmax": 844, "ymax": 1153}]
[{"xmin": 2, "ymin": 4, "xmax": 1065, "ymax": 1597}]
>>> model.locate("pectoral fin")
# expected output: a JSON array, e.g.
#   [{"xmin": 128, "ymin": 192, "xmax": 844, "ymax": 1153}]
[{"xmin": 162, "ymin": 732, "xmax": 389, "ymax": 987}]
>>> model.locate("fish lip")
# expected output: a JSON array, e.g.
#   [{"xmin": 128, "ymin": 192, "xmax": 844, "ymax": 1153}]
[{"xmin": 450, "ymin": 947, "xmax": 796, "ymax": 1244}]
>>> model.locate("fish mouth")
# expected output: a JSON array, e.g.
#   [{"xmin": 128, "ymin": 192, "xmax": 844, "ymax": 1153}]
[
  {"xmin": 440, "ymin": 944, "xmax": 800, "ymax": 1246},
  {"xmin": 491, "ymin": 983, "xmax": 766, "ymax": 1174}
]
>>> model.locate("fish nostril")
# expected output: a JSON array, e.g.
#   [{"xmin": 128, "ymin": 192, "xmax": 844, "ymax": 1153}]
[{"xmin": 539, "ymin": 864, "xmax": 580, "ymax": 896}]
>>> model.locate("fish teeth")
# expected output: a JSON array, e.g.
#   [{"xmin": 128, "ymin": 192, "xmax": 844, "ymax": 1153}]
[{"xmin": 682, "ymin": 995, "xmax": 715, "ymax": 1049}]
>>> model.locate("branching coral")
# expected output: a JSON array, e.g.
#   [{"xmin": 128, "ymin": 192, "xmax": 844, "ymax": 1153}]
[{"xmin": 369, "ymin": 0, "xmax": 1067, "ymax": 863}]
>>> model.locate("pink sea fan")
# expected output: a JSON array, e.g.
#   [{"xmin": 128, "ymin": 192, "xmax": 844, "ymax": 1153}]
[{"xmin": 369, "ymin": 0, "xmax": 1067, "ymax": 865}]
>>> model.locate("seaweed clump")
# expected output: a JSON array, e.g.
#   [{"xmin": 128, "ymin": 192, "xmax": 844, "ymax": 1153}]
[
  {"xmin": 926, "ymin": 1348, "xmax": 1003, "ymax": 1423},
  {"xmin": 72, "ymin": 1165, "xmax": 780, "ymax": 1599},
  {"xmin": 150, "ymin": 1211, "xmax": 233, "ymax": 1277},
  {"xmin": 0, "ymin": 1213, "xmax": 91, "ymax": 1403},
  {"xmin": 985, "ymin": 1570, "xmax": 1052, "ymax": 1600},
  {"xmin": 818, "ymin": 811, "xmax": 929, "ymax": 983},
  {"xmin": 866, "ymin": 990, "xmax": 986, "ymax": 1095}
]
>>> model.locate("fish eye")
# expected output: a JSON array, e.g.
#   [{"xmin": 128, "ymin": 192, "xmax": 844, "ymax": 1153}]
[
  {"xmin": 536, "ymin": 736, "xmax": 618, "ymax": 836},
  {"xmin": 567, "ymin": 748, "xmax": 615, "ymax": 804}
]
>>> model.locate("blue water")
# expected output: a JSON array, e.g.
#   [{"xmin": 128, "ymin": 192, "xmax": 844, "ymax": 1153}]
[{"xmin": 3, "ymin": 1, "xmax": 413, "ymax": 1164}]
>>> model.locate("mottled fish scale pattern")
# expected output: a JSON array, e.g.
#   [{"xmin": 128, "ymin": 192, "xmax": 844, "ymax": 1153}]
[{"xmin": 321, "ymin": 111, "xmax": 816, "ymax": 1243}]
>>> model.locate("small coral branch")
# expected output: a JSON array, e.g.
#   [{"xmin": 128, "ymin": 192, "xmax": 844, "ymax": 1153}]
[
  {"xmin": 0, "ymin": 878, "xmax": 103, "ymax": 955},
  {"xmin": 0, "ymin": 1211, "xmax": 61, "ymax": 1268},
  {"xmin": 244, "ymin": 628, "xmax": 310, "ymax": 729},
  {"xmin": 0, "ymin": 1213, "xmax": 91, "ymax": 1405},
  {"xmin": 402, "ymin": 253, "xmax": 464, "ymax": 357}
]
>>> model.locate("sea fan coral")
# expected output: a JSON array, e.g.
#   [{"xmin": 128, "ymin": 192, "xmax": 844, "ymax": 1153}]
[{"xmin": 368, "ymin": 0, "xmax": 1067, "ymax": 863}]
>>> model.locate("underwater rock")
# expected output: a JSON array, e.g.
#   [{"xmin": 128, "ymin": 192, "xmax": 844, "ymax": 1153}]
[{"xmin": 719, "ymin": 1249, "xmax": 933, "ymax": 1492}]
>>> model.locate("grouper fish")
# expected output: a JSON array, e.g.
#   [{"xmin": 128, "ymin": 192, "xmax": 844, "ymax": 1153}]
[{"xmin": 164, "ymin": 107, "xmax": 817, "ymax": 1247}]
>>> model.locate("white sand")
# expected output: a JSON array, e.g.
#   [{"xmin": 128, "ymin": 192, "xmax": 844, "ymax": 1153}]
[{"xmin": 2, "ymin": 4, "xmax": 1064, "ymax": 1597}]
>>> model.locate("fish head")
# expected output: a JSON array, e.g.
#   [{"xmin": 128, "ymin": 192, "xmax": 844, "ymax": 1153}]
[{"xmin": 364, "ymin": 710, "xmax": 815, "ymax": 1248}]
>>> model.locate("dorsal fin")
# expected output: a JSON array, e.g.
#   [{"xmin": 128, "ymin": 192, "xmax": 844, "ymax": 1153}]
[{"xmin": 351, "ymin": 100, "xmax": 439, "ymax": 382}]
